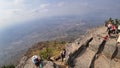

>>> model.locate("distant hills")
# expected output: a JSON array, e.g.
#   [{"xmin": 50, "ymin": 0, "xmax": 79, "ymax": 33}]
[{"xmin": 0, "ymin": 16, "xmax": 102, "ymax": 65}]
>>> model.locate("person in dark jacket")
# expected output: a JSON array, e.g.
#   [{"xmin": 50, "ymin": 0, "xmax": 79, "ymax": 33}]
[{"xmin": 61, "ymin": 49, "xmax": 66, "ymax": 62}]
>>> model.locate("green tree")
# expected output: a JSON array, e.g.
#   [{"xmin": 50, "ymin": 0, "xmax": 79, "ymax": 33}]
[
  {"xmin": 1, "ymin": 66, "xmax": 6, "ymax": 68},
  {"xmin": 109, "ymin": 17, "xmax": 113, "ymax": 22}
]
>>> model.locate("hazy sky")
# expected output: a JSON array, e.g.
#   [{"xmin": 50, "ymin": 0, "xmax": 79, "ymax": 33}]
[{"xmin": 0, "ymin": 0, "xmax": 120, "ymax": 29}]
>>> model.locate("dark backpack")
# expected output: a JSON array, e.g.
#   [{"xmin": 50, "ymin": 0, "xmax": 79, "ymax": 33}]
[{"xmin": 34, "ymin": 58, "xmax": 39, "ymax": 64}]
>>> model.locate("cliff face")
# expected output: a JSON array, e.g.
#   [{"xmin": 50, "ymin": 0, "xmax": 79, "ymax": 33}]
[
  {"xmin": 66, "ymin": 26, "xmax": 120, "ymax": 68},
  {"xmin": 16, "ymin": 26, "xmax": 120, "ymax": 68}
]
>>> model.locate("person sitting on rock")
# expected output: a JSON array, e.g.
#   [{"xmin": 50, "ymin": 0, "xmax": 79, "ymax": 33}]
[
  {"xmin": 32, "ymin": 55, "xmax": 40, "ymax": 67},
  {"xmin": 61, "ymin": 49, "xmax": 66, "ymax": 62}
]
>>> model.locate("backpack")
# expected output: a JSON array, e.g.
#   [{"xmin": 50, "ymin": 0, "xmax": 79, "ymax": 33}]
[
  {"xmin": 39, "ymin": 60, "xmax": 43, "ymax": 68},
  {"xmin": 118, "ymin": 25, "xmax": 120, "ymax": 30},
  {"xmin": 34, "ymin": 58, "xmax": 39, "ymax": 64}
]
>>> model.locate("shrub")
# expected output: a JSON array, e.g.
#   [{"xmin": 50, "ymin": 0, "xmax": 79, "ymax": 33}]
[
  {"xmin": 39, "ymin": 48, "xmax": 52, "ymax": 59},
  {"xmin": 1, "ymin": 65, "xmax": 15, "ymax": 68}
]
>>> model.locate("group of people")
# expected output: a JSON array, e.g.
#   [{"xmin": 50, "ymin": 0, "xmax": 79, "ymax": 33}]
[
  {"xmin": 106, "ymin": 23, "xmax": 116, "ymax": 36},
  {"xmin": 31, "ymin": 49, "xmax": 66, "ymax": 68},
  {"xmin": 106, "ymin": 21, "xmax": 120, "ymax": 43},
  {"xmin": 106, "ymin": 21, "xmax": 120, "ymax": 36}
]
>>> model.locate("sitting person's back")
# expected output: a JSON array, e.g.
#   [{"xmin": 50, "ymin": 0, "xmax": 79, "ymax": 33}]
[{"xmin": 32, "ymin": 55, "xmax": 40, "ymax": 67}]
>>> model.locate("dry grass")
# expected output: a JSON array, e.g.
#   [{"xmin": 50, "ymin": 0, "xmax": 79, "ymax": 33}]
[{"xmin": 25, "ymin": 40, "xmax": 66, "ymax": 59}]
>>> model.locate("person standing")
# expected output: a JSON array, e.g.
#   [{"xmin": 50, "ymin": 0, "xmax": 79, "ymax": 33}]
[
  {"xmin": 61, "ymin": 49, "xmax": 66, "ymax": 62},
  {"xmin": 107, "ymin": 23, "xmax": 112, "ymax": 37}
]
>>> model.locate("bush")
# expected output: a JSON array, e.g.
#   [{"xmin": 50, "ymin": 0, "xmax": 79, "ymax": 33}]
[
  {"xmin": 1, "ymin": 65, "xmax": 15, "ymax": 68},
  {"xmin": 39, "ymin": 48, "xmax": 52, "ymax": 59},
  {"xmin": 39, "ymin": 51, "xmax": 48, "ymax": 59}
]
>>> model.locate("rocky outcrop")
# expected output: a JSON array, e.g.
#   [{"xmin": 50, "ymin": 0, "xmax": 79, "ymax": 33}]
[
  {"xmin": 17, "ymin": 26, "xmax": 120, "ymax": 68},
  {"xmin": 16, "ymin": 56, "xmax": 59, "ymax": 68},
  {"xmin": 65, "ymin": 26, "xmax": 120, "ymax": 68},
  {"xmin": 16, "ymin": 56, "xmax": 28, "ymax": 68}
]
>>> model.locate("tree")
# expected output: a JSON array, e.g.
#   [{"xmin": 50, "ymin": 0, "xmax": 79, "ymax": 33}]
[{"xmin": 109, "ymin": 17, "xmax": 113, "ymax": 22}]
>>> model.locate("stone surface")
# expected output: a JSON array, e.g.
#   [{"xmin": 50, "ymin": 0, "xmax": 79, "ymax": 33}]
[{"xmin": 16, "ymin": 56, "xmax": 58, "ymax": 68}]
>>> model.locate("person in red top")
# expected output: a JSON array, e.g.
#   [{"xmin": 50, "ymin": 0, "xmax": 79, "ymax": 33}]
[
  {"xmin": 95, "ymin": 35, "xmax": 108, "ymax": 59},
  {"xmin": 111, "ymin": 25, "xmax": 116, "ymax": 34}
]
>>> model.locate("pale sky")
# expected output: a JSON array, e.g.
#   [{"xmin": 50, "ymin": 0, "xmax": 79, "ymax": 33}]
[{"xmin": 0, "ymin": 0, "xmax": 120, "ymax": 29}]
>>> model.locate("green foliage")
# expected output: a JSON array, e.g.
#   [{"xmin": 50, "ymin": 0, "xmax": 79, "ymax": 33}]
[
  {"xmin": 1, "ymin": 65, "xmax": 15, "ymax": 68},
  {"xmin": 61, "ymin": 41, "xmax": 66, "ymax": 44},
  {"xmin": 26, "ymin": 40, "xmax": 66, "ymax": 60},
  {"xmin": 39, "ymin": 48, "xmax": 48, "ymax": 59},
  {"xmin": 38, "ymin": 41, "xmax": 66, "ymax": 60},
  {"xmin": 109, "ymin": 17, "xmax": 112, "ymax": 22},
  {"xmin": 39, "ymin": 48, "xmax": 52, "ymax": 59}
]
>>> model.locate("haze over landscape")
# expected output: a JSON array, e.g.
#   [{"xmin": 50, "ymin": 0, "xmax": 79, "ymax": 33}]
[
  {"xmin": 0, "ymin": 16, "xmax": 100, "ymax": 65},
  {"xmin": 0, "ymin": 0, "xmax": 120, "ymax": 66},
  {"xmin": 0, "ymin": 0, "xmax": 120, "ymax": 29}
]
